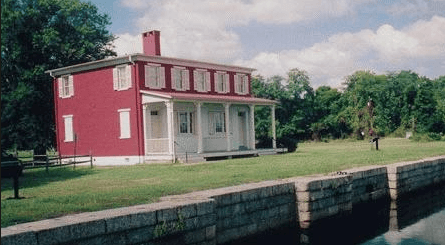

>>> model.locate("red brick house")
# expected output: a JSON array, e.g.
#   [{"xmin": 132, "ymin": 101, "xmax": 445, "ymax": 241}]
[{"xmin": 47, "ymin": 31, "xmax": 281, "ymax": 165}]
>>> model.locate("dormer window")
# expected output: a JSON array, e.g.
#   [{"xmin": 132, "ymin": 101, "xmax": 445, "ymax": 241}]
[
  {"xmin": 235, "ymin": 74, "xmax": 249, "ymax": 95},
  {"xmin": 58, "ymin": 75, "xmax": 74, "ymax": 98},
  {"xmin": 113, "ymin": 65, "xmax": 132, "ymax": 91},
  {"xmin": 145, "ymin": 63, "xmax": 165, "ymax": 89},
  {"xmin": 171, "ymin": 66, "xmax": 189, "ymax": 91},
  {"xmin": 214, "ymin": 72, "xmax": 229, "ymax": 94}
]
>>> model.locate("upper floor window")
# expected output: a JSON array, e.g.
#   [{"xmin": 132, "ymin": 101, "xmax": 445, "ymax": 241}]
[
  {"xmin": 113, "ymin": 65, "xmax": 132, "ymax": 91},
  {"xmin": 145, "ymin": 64, "xmax": 165, "ymax": 89},
  {"xmin": 171, "ymin": 66, "xmax": 189, "ymax": 91},
  {"xmin": 235, "ymin": 74, "xmax": 249, "ymax": 95},
  {"xmin": 58, "ymin": 75, "xmax": 74, "ymax": 98},
  {"xmin": 214, "ymin": 72, "xmax": 229, "ymax": 94},
  {"xmin": 193, "ymin": 69, "xmax": 211, "ymax": 92}
]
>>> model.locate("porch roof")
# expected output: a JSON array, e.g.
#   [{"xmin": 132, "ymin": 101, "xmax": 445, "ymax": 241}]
[{"xmin": 141, "ymin": 90, "xmax": 278, "ymax": 105}]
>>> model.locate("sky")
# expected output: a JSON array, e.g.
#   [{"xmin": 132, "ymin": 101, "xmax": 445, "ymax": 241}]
[{"xmin": 87, "ymin": 0, "xmax": 445, "ymax": 88}]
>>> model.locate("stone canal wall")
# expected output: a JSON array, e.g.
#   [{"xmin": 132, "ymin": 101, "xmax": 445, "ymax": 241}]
[
  {"xmin": 387, "ymin": 156, "xmax": 445, "ymax": 199},
  {"xmin": 2, "ymin": 156, "xmax": 444, "ymax": 245}
]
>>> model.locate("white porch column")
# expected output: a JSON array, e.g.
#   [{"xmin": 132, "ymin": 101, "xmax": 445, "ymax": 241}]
[
  {"xmin": 166, "ymin": 101, "xmax": 175, "ymax": 155},
  {"xmin": 142, "ymin": 104, "xmax": 150, "ymax": 155},
  {"xmin": 249, "ymin": 104, "xmax": 256, "ymax": 150},
  {"xmin": 271, "ymin": 105, "xmax": 277, "ymax": 149},
  {"xmin": 225, "ymin": 103, "xmax": 231, "ymax": 152},
  {"xmin": 195, "ymin": 102, "xmax": 203, "ymax": 153}
]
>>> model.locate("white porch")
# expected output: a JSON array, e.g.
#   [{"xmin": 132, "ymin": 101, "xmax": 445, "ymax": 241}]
[{"xmin": 141, "ymin": 91, "xmax": 280, "ymax": 163}]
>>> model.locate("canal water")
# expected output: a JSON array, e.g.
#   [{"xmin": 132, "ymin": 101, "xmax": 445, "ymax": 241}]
[{"xmin": 229, "ymin": 183, "xmax": 445, "ymax": 245}]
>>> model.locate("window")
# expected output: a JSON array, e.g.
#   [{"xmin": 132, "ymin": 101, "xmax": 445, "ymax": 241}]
[
  {"xmin": 145, "ymin": 64, "xmax": 165, "ymax": 89},
  {"xmin": 209, "ymin": 112, "xmax": 225, "ymax": 135},
  {"xmin": 113, "ymin": 65, "xmax": 131, "ymax": 90},
  {"xmin": 178, "ymin": 112, "xmax": 193, "ymax": 134},
  {"xmin": 193, "ymin": 69, "xmax": 210, "ymax": 92},
  {"xmin": 214, "ymin": 72, "xmax": 229, "ymax": 93},
  {"xmin": 63, "ymin": 115, "xmax": 74, "ymax": 142},
  {"xmin": 58, "ymin": 75, "xmax": 74, "ymax": 98},
  {"xmin": 118, "ymin": 109, "xmax": 131, "ymax": 139},
  {"xmin": 235, "ymin": 74, "xmax": 249, "ymax": 95},
  {"xmin": 171, "ymin": 67, "xmax": 189, "ymax": 91}
]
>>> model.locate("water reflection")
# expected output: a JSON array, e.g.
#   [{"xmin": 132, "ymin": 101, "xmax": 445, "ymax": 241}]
[
  {"xmin": 361, "ymin": 183, "xmax": 445, "ymax": 245},
  {"xmin": 228, "ymin": 183, "xmax": 445, "ymax": 245}
]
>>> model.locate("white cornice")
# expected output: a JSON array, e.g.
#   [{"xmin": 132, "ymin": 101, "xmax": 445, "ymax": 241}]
[{"xmin": 46, "ymin": 54, "xmax": 255, "ymax": 77}]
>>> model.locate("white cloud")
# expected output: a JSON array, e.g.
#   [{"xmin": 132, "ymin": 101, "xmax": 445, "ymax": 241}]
[
  {"xmin": 114, "ymin": 0, "xmax": 371, "ymax": 62},
  {"xmin": 113, "ymin": 33, "xmax": 142, "ymax": 55},
  {"xmin": 113, "ymin": 1, "xmax": 445, "ymax": 88},
  {"xmin": 387, "ymin": 0, "xmax": 445, "ymax": 16},
  {"xmin": 236, "ymin": 15, "xmax": 445, "ymax": 87}
]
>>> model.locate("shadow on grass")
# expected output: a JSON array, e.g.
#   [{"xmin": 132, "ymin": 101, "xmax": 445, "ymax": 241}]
[{"xmin": 1, "ymin": 167, "xmax": 97, "ymax": 193}]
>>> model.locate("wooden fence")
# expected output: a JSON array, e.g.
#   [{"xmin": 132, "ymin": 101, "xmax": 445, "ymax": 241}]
[
  {"xmin": 1, "ymin": 155, "xmax": 93, "ymax": 199},
  {"xmin": 20, "ymin": 155, "xmax": 93, "ymax": 172}
]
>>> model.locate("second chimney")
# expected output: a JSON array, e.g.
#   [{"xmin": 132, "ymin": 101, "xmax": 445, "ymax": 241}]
[{"xmin": 142, "ymin": 30, "xmax": 161, "ymax": 56}]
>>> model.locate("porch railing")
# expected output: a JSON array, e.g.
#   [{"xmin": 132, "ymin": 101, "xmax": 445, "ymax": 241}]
[{"xmin": 145, "ymin": 138, "xmax": 169, "ymax": 154}]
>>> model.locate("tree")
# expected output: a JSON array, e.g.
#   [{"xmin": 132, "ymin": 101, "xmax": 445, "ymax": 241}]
[{"xmin": 1, "ymin": 0, "xmax": 116, "ymax": 154}]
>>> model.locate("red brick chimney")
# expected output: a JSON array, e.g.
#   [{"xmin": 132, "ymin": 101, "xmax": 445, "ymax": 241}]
[{"xmin": 142, "ymin": 30, "xmax": 161, "ymax": 56}]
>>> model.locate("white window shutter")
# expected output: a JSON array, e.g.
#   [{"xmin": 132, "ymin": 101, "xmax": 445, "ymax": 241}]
[
  {"xmin": 126, "ymin": 65, "xmax": 132, "ymax": 88},
  {"xmin": 183, "ymin": 69, "xmax": 190, "ymax": 91},
  {"xmin": 160, "ymin": 67, "xmax": 166, "ymax": 88},
  {"xmin": 64, "ymin": 115, "xmax": 73, "ymax": 142},
  {"xmin": 69, "ymin": 75, "xmax": 74, "ymax": 97},
  {"xmin": 144, "ymin": 65, "xmax": 150, "ymax": 87},
  {"xmin": 214, "ymin": 73, "xmax": 219, "ymax": 92},
  {"xmin": 193, "ymin": 70, "xmax": 198, "ymax": 91},
  {"xmin": 113, "ymin": 67, "xmax": 118, "ymax": 90},
  {"xmin": 244, "ymin": 76, "xmax": 249, "ymax": 94},
  {"xmin": 206, "ymin": 71, "xmax": 211, "ymax": 92},
  {"xmin": 225, "ymin": 73, "xmax": 230, "ymax": 93},
  {"xmin": 171, "ymin": 68, "xmax": 176, "ymax": 90},
  {"xmin": 119, "ymin": 109, "xmax": 131, "ymax": 139},
  {"xmin": 58, "ymin": 78, "xmax": 63, "ymax": 98},
  {"xmin": 234, "ymin": 74, "xmax": 239, "ymax": 94}
]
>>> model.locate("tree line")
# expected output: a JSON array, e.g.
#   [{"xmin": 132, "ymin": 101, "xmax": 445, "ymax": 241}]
[
  {"xmin": 2, "ymin": 0, "xmax": 444, "ymax": 154},
  {"xmin": 252, "ymin": 69, "xmax": 445, "ymax": 147}
]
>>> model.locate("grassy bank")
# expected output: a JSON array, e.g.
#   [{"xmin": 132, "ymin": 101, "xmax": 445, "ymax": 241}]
[{"xmin": 2, "ymin": 138, "xmax": 445, "ymax": 227}]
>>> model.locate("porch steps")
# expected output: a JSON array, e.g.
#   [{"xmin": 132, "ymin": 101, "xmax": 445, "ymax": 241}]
[{"xmin": 176, "ymin": 153, "xmax": 206, "ymax": 164}]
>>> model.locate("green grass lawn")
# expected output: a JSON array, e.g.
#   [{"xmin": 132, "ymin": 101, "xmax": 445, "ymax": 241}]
[{"xmin": 2, "ymin": 138, "xmax": 444, "ymax": 227}]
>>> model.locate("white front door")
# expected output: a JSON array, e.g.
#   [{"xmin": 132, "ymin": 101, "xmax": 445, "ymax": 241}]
[{"xmin": 238, "ymin": 112, "xmax": 247, "ymax": 149}]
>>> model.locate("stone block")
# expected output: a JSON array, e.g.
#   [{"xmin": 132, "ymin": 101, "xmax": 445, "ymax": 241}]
[
  {"xmin": 178, "ymin": 204, "xmax": 197, "ymax": 219},
  {"xmin": 206, "ymin": 225, "xmax": 216, "ymax": 239},
  {"xmin": 126, "ymin": 225, "xmax": 156, "ymax": 244},
  {"xmin": 157, "ymin": 207, "xmax": 179, "ymax": 223},
  {"xmin": 272, "ymin": 183, "xmax": 294, "ymax": 196},
  {"xmin": 246, "ymin": 223, "xmax": 258, "ymax": 235},
  {"xmin": 240, "ymin": 189, "xmax": 259, "ymax": 202},
  {"xmin": 259, "ymin": 186, "xmax": 273, "ymax": 198},
  {"xmin": 197, "ymin": 214, "xmax": 216, "ymax": 228},
  {"xmin": 106, "ymin": 211, "xmax": 157, "ymax": 233},
  {"xmin": 216, "ymin": 227, "xmax": 241, "ymax": 244},
  {"xmin": 217, "ymin": 203, "xmax": 245, "ymax": 218},
  {"xmin": 184, "ymin": 217, "xmax": 199, "ymax": 230},
  {"xmin": 76, "ymin": 232, "xmax": 127, "ymax": 245},
  {"xmin": 184, "ymin": 227, "xmax": 206, "ymax": 244},
  {"xmin": 213, "ymin": 192, "xmax": 241, "ymax": 207},
  {"xmin": 197, "ymin": 200, "xmax": 215, "ymax": 216},
  {"xmin": 1, "ymin": 231, "xmax": 38, "ymax": 245},
  {"xmin": 35, "ymin": 218, "xmax": 106, "ymax": 245}
]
